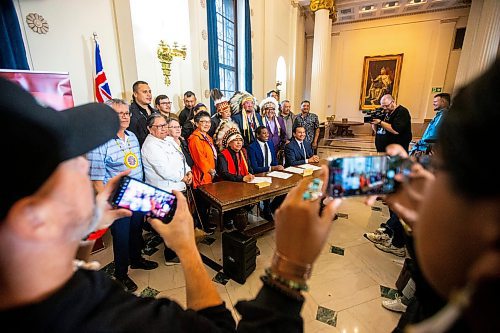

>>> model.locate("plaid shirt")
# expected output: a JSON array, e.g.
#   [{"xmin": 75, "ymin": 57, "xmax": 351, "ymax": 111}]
[{"xmin": 293, "ymin": 112, "xmax": 319, "ymax": 143}]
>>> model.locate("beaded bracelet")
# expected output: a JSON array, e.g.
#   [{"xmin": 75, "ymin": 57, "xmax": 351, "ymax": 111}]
[
  {"xmin": 260, "ymin": 275, "xmax": 305, "ymax": 302},
  {"xmin": 265, "ymin": 267, "xmax": 309, "ymax": 292},
  {"xmin": 271, "ymin": 251, "xmax": 312, "ymax": 281}
]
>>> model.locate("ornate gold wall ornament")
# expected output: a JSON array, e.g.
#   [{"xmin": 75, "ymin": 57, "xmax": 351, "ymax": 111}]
[
  {"xmin": 26, "ymin": 13, "xmax": 49, "ymax": 34},
  {"xmin": 201, "ymin": 29, "xmax": 208, "ymax": 40},
  {"xmin": 157, "ymin": 40, "xmax": 187, "ymax": 86},
  {"xmin": 203, "ymin": 60, "xmax": 209, "ymax": 70},
  {"xmin": 204, "ymin": 89, "xmax": 210, "ymax": 98},
  {"xmin": 309, "ymin": 0, "xmax": 336, "ymax": 20},
  {"xmin": 200, "ymin": 0, "xmax": 206, "ymax": 8}
]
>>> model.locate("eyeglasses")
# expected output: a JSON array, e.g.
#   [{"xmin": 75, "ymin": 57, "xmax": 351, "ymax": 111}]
[
  {"xmin": 265, "ymin": 108, "xmax": 276, "ymax": 111},
  {"xmin": 159, "ymin": 102, "xmax": 172, "ymax": 105},
  {"xmin": 380, "ymin": 101, "xmax": 393, "ymax": 108},
  {"xmin": 168, "ymin": 126, "xmax": 181, "ymax": 129},
  {"xmin": 152, "ymin": 124, "xmax": 168, "ymax": 129},
  {"xmin": 117, "ymin": 112, "xmax": 130, "ymax": 117}
]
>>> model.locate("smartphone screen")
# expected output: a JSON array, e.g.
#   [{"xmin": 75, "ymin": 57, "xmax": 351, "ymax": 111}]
[
  {"xmin": 327, "ymin": 155, "xmax": 408, "ymax": 197},
  {"xmin": 109, "ymin": 176, "xmax": 177, "ymax": 223}
]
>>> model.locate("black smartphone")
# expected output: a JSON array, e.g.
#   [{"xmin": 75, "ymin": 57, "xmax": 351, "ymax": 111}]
[
  {"xmin": 109, "ymin": 176, "xmax": 177, "ymax": 223},
  {"xmin": 327, "ymin": 155, "xmax": 411, "ymax": 197}
]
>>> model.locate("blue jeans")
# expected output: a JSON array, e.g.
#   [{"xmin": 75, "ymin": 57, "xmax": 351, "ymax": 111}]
[
  {"xmin": 385, "ymin": 209, "xmax": 405, "ymax": 248},
  {"xmin": 110, "ymin": 211, "xmax": 144, "ymax": 278}
]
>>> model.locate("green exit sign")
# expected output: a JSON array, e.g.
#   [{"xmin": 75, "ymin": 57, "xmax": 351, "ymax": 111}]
[{"xmin": 432, "ymin": 87, "xmax": 443, "ymax": 93}]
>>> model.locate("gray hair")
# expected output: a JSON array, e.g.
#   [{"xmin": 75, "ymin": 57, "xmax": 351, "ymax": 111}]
[
  {"xmin": 147, "ymin": 113, "xmax": 166, "ymax": 127},
  {"xmin": 104, "ymin": 98, "xmax": 128, "ymax": 107}
]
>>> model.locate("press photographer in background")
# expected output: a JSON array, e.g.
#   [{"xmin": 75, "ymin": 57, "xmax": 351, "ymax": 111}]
[
  {"xmin": 372, "ymin": 59, "xmax": 500, "ymax": 332},
  {"xmin": 364, "ymin": 94, "xmax": 412, "ymax": 257}
]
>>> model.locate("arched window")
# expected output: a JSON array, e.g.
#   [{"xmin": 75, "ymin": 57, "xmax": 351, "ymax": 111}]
[
  {"xmin": 276, "ymin": 56, "xmax": 287, "ymax": 101},
  {"xmin": 207, "ymin": 0, "xmax": 252, "ymax": 109}
]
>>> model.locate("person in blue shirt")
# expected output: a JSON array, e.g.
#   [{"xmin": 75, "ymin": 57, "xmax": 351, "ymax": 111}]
[
  {"xmin": 410, "ymin": 93, "xmax": 450, "ymax": 156},
  {"xmin": 88, "ymin": 98, "xmax": 158, "ymax": 292}
]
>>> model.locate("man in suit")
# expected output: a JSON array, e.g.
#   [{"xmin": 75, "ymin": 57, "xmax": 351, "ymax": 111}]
[
  {"xmin": 248, "ymin": 126, "xmax": 285, "ymax": 221},
  {"xmin": 285, "ymin": 125, "xmax": 320, "ymax": 167},
  {"xmin": 248, "ymin": 126, "xmax": 285, "ymax": 174}
]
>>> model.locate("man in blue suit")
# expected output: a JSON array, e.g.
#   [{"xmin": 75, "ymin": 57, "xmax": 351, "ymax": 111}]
[
  {"xmin": 248, "ymin": 126, "xmax": 285, "ymax": 173},
  {"xmin": 248, "ymin": 126, "xmax": 285, "ymax": 221},
  {"xmin": 285, "ymin": 126, "xmax": 320, "ymax": 167}
]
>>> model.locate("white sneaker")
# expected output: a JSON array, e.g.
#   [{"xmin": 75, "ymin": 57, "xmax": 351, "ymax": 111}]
[
  {"xmin": 164, "ymin": 257, "xmax": 181, "ymax": 266},
  {"xmin": 364, "ymin": 228, "xmax": 390, "ymax": 244},
  {"xmin": 375, "ymin": 243, "xmax": 407, "ymax": 257},
  {"xmin": 382, "ymin": 295, "xmax": 407, "ymax": 313}
]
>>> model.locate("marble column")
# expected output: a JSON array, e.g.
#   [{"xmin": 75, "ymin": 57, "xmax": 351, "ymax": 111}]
[
  {"xmin": 309, "ymin": 0, "xmax": 334, "ymax": 121},
  {"xmin": 454, "ymin": 0, "xmax": 500, "ymax": 93}
]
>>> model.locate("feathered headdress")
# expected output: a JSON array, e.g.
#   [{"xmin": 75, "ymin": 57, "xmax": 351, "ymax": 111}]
[
  {"xmin": 229, "ymin": 90, "xmax": 257, "ymax": 115},
  {"xmin": 210, "ymin": 88, "xmax": 230, "ymax": 114},
  {"xmin": 259, "ymin": 97, "xmax": 279, "ymax": 117},
  {"xmin": 215, "ymin": 121, "xmax": 241, "ymax": 150}
]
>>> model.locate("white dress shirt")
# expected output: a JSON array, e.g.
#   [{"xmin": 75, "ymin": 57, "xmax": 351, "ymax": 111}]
[
  {"xmin": 296, "ymin": 139, "xmax": 307, "ymax": 164},
  {"xmin": 258, "ymin": 140, "xmax": 272, "ymax": 171},
  {"xmin": 142, "ymin": 135, "xmax": 191, "ymax": 192}
]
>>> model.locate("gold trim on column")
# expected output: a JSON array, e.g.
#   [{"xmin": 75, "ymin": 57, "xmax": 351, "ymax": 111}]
[
  {"xmin": 310, "ymin": 0, "xmax": 336, "ymax": 20},
  {"xmin": 309, "ymin": 0, "xmax": 334, "ymax": 12}
]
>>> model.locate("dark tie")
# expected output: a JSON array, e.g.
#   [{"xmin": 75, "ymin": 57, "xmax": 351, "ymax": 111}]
[
  {"xmin": 300, "ymin": 142, "xmax": 306, "ymax": 158},
  {"xmin": 264, "ymin": 143, "xmax": 269, "ymax": 166}
]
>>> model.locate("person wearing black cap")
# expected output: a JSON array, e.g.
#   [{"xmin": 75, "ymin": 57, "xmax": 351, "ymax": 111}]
[
  {"xmin": 88, "ymin": 98, "xmax": 158, "ymax": 292},
  {"xmin": 0, "ymin": 77, "xmax": 342, "ymax": 332}
]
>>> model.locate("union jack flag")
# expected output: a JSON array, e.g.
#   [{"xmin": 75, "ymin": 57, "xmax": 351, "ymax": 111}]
[{"xmin": 94, "ymin": 41, "xmax": 112, "ymax": 103}]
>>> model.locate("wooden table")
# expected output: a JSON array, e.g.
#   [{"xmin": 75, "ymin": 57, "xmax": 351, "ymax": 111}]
[
  {"xmin": 198, "ymin": 168, "xmax": 322, "ymax": 237},
  {"xmin": 324, "ymin": 120, "xmax": 364, "ymax": 139}
]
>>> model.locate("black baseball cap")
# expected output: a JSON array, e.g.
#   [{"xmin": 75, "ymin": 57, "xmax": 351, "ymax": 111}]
[{"xmin": 1, "ymin": 77, "xmax": 120, "ymax": 219}]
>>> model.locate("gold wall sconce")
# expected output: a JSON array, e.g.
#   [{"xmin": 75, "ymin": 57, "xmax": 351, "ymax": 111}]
[{"xmin": 157, "ymin": 40, "xmax": 187, "ymax": 86}]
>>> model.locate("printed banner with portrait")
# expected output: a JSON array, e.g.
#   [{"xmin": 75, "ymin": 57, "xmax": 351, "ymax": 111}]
[{"xmin": 359, "ymin": 54, "xmax": 403, "ymax": 110}]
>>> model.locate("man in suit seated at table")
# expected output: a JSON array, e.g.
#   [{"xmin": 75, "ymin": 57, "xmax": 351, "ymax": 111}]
[
  {"xmin": 285, "ymin": 125, "xmax": 320, "ymax": 167},
  {"xmin": 248, "ymin": 126, "xmax": 285, "ymax": 221},
  {"xmin": 248, "ymin": 126, "xmax": 285, "ymax": 174}
]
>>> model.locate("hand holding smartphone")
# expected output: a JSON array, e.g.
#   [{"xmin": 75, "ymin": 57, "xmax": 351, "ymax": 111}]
[
  {"xmin": 109, "ymin": 176, "xmax": 177, "ymax": 223},
  {"xmin": 327, "ymin": 155, "xmax": 412, "ymax": 198}
]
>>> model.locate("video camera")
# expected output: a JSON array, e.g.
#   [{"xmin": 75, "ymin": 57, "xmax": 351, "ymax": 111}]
[{"xmin": 362, "ymin": 107, "xmax": 385, "ymax": 123}]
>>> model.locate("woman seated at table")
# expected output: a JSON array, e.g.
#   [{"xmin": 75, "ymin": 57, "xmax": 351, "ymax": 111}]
[
  {"xmin": 188, "ymin": 111, "xmax": 218, "ymax": 232},
  {"xmin": 216, "ymin": 124, "xmax": 255, "ymax": 230}
]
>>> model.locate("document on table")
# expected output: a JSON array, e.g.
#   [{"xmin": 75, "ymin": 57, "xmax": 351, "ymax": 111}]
[
  {"xmin": 267, "ymin": 171, "xmax": 293, "ymax": 179},
  {"xmin": 284, "ymin": 166, "xmax": 306, "ymax": 174},
  {"xmin": 249, "ymin": 177, "xmax": 272, "ymax": 184},
  {"xmin": 297, "ymin": 164, "xmax": 322, "ymax": 171}
]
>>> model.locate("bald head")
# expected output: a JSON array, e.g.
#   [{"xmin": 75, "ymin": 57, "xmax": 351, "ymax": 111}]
[{"xmin": 380, "ymin": 94, "xmax": 396, "ymax": 112}]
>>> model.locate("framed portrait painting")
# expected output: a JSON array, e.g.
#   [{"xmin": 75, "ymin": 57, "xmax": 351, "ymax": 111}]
[{"xmin": 359, "ymin": 54, "xmax": 403, "ymax": 110}]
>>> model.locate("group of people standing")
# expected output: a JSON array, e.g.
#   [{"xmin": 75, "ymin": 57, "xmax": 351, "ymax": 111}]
[{"xmin": 86, "ymin": 81, "xmax": 323, "ymax": 292}]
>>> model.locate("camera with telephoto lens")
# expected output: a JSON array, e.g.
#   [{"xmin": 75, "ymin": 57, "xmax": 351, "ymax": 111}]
[{"xmin": 362, "ymin": 108, "xmax": 385, "ymax": 123}]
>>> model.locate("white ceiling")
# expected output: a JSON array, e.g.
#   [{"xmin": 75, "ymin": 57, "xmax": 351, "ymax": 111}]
[{"xmin": 298, "ymin": 0, "xmax": 471, "ymax": 26}]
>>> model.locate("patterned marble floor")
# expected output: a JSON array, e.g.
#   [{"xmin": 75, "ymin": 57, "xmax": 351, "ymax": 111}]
[{"xmin": 90, "ymin": 140, "xmax": 404, "ymax": 332}]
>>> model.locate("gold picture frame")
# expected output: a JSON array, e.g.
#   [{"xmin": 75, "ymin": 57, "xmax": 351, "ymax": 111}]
[{"xmin": 359, "ymin": 54, "xmax": 403, "ymax": 110}]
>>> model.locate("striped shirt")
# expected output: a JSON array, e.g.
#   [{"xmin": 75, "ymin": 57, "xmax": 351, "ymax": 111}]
[{"xmin": 88, "ymin": 130, "xmax": 143, "ymax": 184}]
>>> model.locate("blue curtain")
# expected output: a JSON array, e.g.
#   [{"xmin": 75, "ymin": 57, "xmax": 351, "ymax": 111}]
[
  {"xmin": 244, "ymin": 0, "xmax": 252, "ymax": 94},
  {"xmin": 207, "ymin": 0, "xmax": 220, "ymax": 115},
  {"xmin": 0, "ymin": 0, "xmax": 29, "ymax": 70}
]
